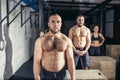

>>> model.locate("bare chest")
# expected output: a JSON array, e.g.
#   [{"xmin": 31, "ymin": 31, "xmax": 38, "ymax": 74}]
[
  {"xmin": 43, "ymin": 36, "xmax": 67, "ymax": 51},
  {"xmin": 73, "ymin": 28, "xmax": 87, "ymax": 37}
]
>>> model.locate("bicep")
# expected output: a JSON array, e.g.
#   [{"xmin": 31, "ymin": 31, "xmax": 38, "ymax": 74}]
[
  {"xmin": 34, "ymin": 39, "xmax": 42, "ymax": 64},
  {"xmin": 87, "ymin": 29, "xmax": 91, "ymax": 42},
  {"xmin": 68, "ymin": 29, "xmax": 73, "ymax": 40},
  {"xmin": 65, "ymin": 39, "xmax": 74, "ymax": 60}
]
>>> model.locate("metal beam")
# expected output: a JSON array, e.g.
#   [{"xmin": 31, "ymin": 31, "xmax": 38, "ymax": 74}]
[
  {"xmin": 45, "ymin": 1, "xmax": 116, "ymax": 6},
  {"xmin": 44, "ymin": 1, "xmax": 99, "ymax": 5},
  {"xmin": 0, "ymin": 0, "xmax": 22, "ymax": 25},
  {"xmin": 39, "ymin": 0, "xmax": 44, "ymax": 31},
  {"xmin": 85, "ymin": 0, "xmax": 113, "ymax": 15},
  {"xmin": 9, "ymin": 7, "xmax": 25, "ymax": 25},
  {"xmin": 105, "ymin": 6, "xmax": 115, "ymax": 11},
  {"xmin": 21, "ymin": 16, "xmax": 31, "ymax": 26},
  {"xmin": 48, "ymin": 4, "xmax": 95, "ymax": 8},
  {"xmin": 6, "ymin": 0, "xmax": 9, "ymax": 27}
]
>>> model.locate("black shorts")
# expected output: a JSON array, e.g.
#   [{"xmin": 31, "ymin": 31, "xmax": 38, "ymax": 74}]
[{"xmin": 40, "ymin": 67, "xmax": 67, "ymax": 80}]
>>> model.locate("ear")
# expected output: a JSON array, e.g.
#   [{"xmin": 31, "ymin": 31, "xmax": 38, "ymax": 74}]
[
  {"xmin": 76, "ymin": 18, "xmax": 78, "ymax": 22},
  {"xmin": 48, "ymin": 23, "xmax": 49, "ymax": 28}
]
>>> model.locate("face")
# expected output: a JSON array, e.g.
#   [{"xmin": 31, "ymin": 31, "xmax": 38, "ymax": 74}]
[
  {"xmin": 48, "ymin": 15, "xmax": 62, "ymax": 34},
  {"xmin": 76, "ymin": 16, "xmax": 85, "ymax": 27},
  {"xmin": 93, "ymin": 26, "xmax": 99, "ymax": 32}
]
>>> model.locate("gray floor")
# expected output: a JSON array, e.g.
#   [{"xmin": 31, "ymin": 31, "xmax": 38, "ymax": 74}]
[
  {"xmin": 9, "ymin": 56, "xmax": 120, "ymax": 80},
  {"xmin": 10, "ymin": 57, "xmax": 34, "ymax": 80}
]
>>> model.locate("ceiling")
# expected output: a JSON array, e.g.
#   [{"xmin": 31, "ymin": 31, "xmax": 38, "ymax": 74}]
[
  {"xmin": 21, "ymin": 0, "xmax": 120, "ymax": 19},
  {"xmin": 42, "ymin": 0, "xmax": 120, "ymax": 17}
]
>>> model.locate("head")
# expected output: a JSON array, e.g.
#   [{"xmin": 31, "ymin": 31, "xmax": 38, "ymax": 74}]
[
  {"xmin": 76, "ymin": 14, "xmax": 85, "ymax": 27},
  {"xmin": 93, "ymin": 25, "xmax": 99, "ymax": 33},
  {"xmin": 48, "ymin": 13, "xmax": 62, "ymax": 34}
]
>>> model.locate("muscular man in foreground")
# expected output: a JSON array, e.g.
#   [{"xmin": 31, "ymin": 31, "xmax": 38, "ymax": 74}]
[{"xmin": 33, "ymin": 13, "xmax": 75, "ymax": 80}]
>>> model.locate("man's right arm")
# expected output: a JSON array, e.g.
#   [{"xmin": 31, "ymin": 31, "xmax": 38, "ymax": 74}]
[
  {"xmin": 68, "ymin": 28, "xmax": 73, "ymax": 40},
  {"xmin": 66, "ymin": 38, "xmax": 76, "ymax": 80},
  {"xmin": 33, "ymin": 38, "xmax": 43, "ymax": 80},
  {"xmin": 68, "ymin": 28, "xmax": 76, "ymax": 51},
  {"xmin": 68, "ymin": 28, "xmax": 80, "ymax": 54}
]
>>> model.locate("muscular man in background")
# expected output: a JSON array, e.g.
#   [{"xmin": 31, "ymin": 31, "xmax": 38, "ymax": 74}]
[
  {"xmin": 68, "ymin": 14, "xmax": 91, "ymax": 69},
  {"xmin": 33, "ymin": 13, "xmax": 75, "ymax": 80}
]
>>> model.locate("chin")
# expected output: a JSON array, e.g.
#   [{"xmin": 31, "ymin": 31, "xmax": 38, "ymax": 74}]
[{"xmin": 52, "ymin": 31, "xmax": 59, "ymax": 34}]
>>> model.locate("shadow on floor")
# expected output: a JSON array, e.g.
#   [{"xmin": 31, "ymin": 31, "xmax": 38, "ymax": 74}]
[{"xmin": 9, "ymin": 57, "xmax": 34, "ymax": 80}]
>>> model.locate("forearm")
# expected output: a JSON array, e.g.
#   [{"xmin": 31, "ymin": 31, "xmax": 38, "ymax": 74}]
[
  {"xmin": 33, "ymin": 64, "xmax": 41, "ymax": 80},
  {"xmin": 100, "ymin": 40, "xmax": 105, "ymax": 45},
  {"xmin": 99, "ymin": 34, "xmax": 105, "ymax": 46},
  {"xmin": 68, "ymin": 58, "xmax": 76, "ymax": 80},
  {"xmin": 85, "ymin": 41, "xmax": 91, "ymax": 52}
]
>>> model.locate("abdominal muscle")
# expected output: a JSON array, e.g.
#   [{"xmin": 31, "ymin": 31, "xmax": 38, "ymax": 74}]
[
  {"xmin": 92, "ymin": 41, "xmax": 100, "ymax": 47},
  {"xmin": 42, "ymin": 50, "xmax": 66, "ymax": 72},
  {"xmin": 73, "ymin": 37, "xmax": 86, "ymax": 48}
]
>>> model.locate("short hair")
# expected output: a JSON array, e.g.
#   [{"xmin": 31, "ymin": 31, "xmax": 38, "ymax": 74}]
[
  {"xmin": 77, "ymin": 14, "xmax": 85, "ymax": 18},
  {"xmin": 48, "ymin": 13, "xmax": 62, "ymax": 22}
]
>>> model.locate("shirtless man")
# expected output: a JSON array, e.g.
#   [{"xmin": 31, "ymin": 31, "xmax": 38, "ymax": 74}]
[
  {"xmin": 33, "ymin": 13, "xmax": 75, "ymax": 80},
  {"xmin": 68, "ymin": 14, "xmax": 91, "ymax": 69}
]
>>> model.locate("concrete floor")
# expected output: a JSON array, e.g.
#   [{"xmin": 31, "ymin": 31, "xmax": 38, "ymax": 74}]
[
  {"xmin": 9, "ymin": 56, "xmax": 120, "ymax": 80},
  {"xmin": 9, "ymin": 57, "xmax": 34, "ymax": 80}
]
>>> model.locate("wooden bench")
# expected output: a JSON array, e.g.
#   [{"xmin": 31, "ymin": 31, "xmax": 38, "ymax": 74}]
[{"xmin": 66, "ymin": 69, "xmax": 107, "ymax": 80}]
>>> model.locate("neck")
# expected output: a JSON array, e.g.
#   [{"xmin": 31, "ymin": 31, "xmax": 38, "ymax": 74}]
[
  {"xmin": 78, "ymin": 24, "xmax": 82, "ymax": 27},
  {"xmin": 94, "ymin": 32, "xmax": 98, "ymax": 34},
  {"xmin": 48, "ymin": 31, "xmax": 61, "ymax": 36}
]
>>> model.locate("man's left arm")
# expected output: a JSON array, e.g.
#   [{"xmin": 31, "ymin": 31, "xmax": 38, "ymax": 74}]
[
  {"xmin": 84, "ymin": 28, "xmax": 91, "ymax": 53},
  {"xmin": 66, "ymin": 38, "xmax": 76, "ymax": 80}
]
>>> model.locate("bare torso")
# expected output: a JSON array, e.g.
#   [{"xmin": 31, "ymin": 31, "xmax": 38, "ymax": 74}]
[
  {"xmin": 92, "ymin": 41, "xmax": 100, "ymax": 47},
  {"xmin": 72, "ymin": 25, "xmax": 88, "ymax": 48},
  {"xmin": 91, "ymin": 33, "xmax": 100, "ymax": 47},
  {"xmin": 41, "ymin": 33, "xmax": 68, "ymax": 72}
]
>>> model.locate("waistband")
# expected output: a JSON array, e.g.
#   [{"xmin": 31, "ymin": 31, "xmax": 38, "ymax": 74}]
[
  {"xmin": 75, "ymin": 47, "xmax": 85, "ymax": 51},
  {"xmin": 41, "ymin": 66, "xmax": 66, "ymax": 73}
]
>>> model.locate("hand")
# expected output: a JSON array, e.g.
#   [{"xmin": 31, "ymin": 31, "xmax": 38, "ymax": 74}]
[
  {"xmin": 91, "ymin": 43, "xmax": 94, "ymax": 46},
  {"xmin": 75, "ymin": 50, "xmax": 80, "ymax": 55},
  {"xmin": 78, "ymin": 50, "xmax": 87, "ymax": 56},
  {"xmin": 99, "ymin": 43, "xmax": 102, "ymax": 46},
  {"xmin": 34, "ymin": 75, "xmax": 40, "ymax": 80}
]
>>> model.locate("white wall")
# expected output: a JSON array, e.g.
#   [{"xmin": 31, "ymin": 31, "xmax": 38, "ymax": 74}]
[
  {"xmin": 0, "ymin": 0, "xmax": 37, "ymax": 79},
  {"xmin": 0, "ymin": 0, "xmax": 7, "ymax": 79}
]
